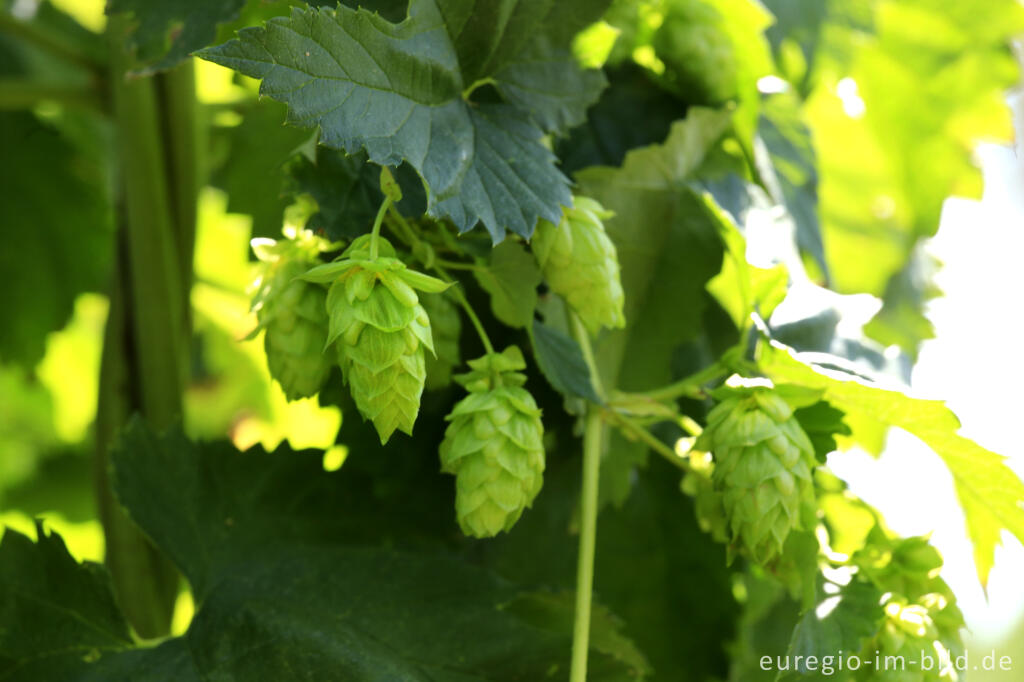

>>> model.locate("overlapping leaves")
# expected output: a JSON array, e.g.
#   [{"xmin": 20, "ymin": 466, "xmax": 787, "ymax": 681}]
[{"xmin": 199, "ymin": 0, "xmax": 609, "ymax": 241}]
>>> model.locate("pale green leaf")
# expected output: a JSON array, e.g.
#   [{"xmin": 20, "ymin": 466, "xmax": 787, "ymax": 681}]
[
  {"xmin": 473, "ymin": 240, "xmax": 541, "ymax": 328},
  {"xmin": 762, "ymin": 343, "xmax": 1024, "ymax": 588}
]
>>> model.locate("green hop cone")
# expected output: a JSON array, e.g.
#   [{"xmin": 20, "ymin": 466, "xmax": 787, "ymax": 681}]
[
  {"xmin": 532, "ymin": 196, "xmax": 625, "ymax": 334},
  {"xmin": 862, "ymin": 594, "xmax": 959, "ymax": 682},
  {"xmin": 420, "ymin": 291, "xmax": 461, "ymax": 390},
  {"xmin": 694, "ymin": 383, "xmax": 817, "ymax": 564},
  {"xmin": 652, "ymin": 0, "xmax": 738, "ymax": 104},
  {"xmin": 439, "ymin": 346, "xmax": 545, "ymax": 538},
  {"xmin": 249, "ymin": 227, "xmax": 332, "ymax": 400},
  {"xmin": 303, "ymin": 235, "xmax": 449, "ymax": 443}
]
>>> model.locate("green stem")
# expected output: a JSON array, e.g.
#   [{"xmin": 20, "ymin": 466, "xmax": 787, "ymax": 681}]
[
  {"xmin": 609, "ymin": 411, "xmax": 688, "ymax": 471},
  {"xmin": 435, "ymin": 263, "xmax": 494, "ymax": 355},
  {"xmin": 434, "ymin": 258, "xmax": 480, "ymax": 272},
  {"xmin": 571, "ymin": 407, "xmax": 602, "ymax": 682},
  {"xmin": 369, "ymin": 196, "xmax": 394, "ymax": 260},
  {"xmin": 635, "ymin": 362, "xmax": 728, "ymax": 402},
  {"xmin": 567, "ymin": 311, "xmax": 604, "ymax": 682}
]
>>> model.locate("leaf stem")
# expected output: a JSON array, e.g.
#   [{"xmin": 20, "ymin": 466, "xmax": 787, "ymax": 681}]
[
  {"xmin": 608, "ymin": 411, "xmax": 689, "ymax": 472},
  {"xmin": 0, "ymin": 77, "xmax": 101, "ymax": 111},
  {"xmin": 432, "ymin": 261, "xmax": 493, "ymax": 354},
  {"xmin": 634, "ymin": 362, "xmax": 728, "ymax": 402}
]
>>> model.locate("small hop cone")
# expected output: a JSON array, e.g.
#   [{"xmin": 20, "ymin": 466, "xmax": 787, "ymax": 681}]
[
  {"xmin": 695, "ymin": 384, "xmax": 816, "ymax": 564},
  {"xmin": 303, "ymin": 235, "xmax": 449, "ymax": 444},
  {"xmin": 250, "ymin": 228, "xmax": 332, "ymax": 400},
  {"xmin": 866, "ymin": 595, "xmax": 956, "ymax": 682},
  {"xmin": 532, "ymin": 197, "xmax": 625, "ymax": 334},
  {"xmin": 440, "ymin": 346, "xmax": 545, "ymax": 538},
  {"xmin": 420, "ymin": 291, "xmax": 461, "ymax": 390}
]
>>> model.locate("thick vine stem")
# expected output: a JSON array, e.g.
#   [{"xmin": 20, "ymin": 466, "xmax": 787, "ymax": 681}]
[
  {"xmin": 570, "ymin": 407, "xmax": 603, "ymax": 682},
  {"xmin": 568, "ymin": 310, "xmax": 604, "ymax": 682}
]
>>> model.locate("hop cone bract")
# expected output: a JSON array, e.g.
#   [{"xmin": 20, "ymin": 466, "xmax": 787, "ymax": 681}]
[
  {"xmin": 249, "ymin": 228, "xmax": 331, "ymax": 400},
  {"xmin": 303, "ymin": 235, "xmax": 449, "ymax": 443},
  {"xmin": 695, "ymin": 384, "xmax": 816, "ymax": 564},
  {"xmin": 532, "ymin": 197, "xmax": 625, "ymax": 333},
  {"xmin": 863, "ymin": 593, "xmax": 959, "ymax": 682},
  {"xmin": 420, "ymin": 291, "xmax": 461, "ymax": 390},
  {"xmin": 440, "ymin": 346, "xmax": 545, "ymax": 538}
]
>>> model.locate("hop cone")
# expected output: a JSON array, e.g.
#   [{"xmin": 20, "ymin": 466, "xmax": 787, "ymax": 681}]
[
  {"xmin": 303, "ymin": 235, "xmax": 449, "ymax": 443},
  {"xmin": 532, "ymin": 197, "xmax": 625, "ymax": 334},
  {"xmin": 862, "ymin": 594, "xmax": 959, "ymax": 682},
  {"xmin": 249, "ymin": 228, "xmax": 331, "ymax": 400},
  {"xmin": 420, "ymin": 291, "xmax": 461, "ymax": 390},
  {"xmin": 695, "ymin": 384, "xmax": 816, "ymax": 564},
  {"xmin": 652, "ymin": 0, "xmax": 738, "ymax": 104},
  {"xmin": 440, "ymin": 346, "xmax": 545, "ymax": 538}
]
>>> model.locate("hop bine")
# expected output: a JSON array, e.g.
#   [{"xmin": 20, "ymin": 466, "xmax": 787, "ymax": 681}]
[
  {"xmin": 439, "ymin": 346, "xmax": 545, "ymax": 538},
  {"xmin": 248, "ymin": 227, "xmax": 332, "ymax": 400},
  {"xmin": 532, "ymin": 196, "xmax": 626, "ymax": 334},
  {"xmin": 694, "ymin": 383, "xmax": 817, "ymax": 564},
  {"xmin": 302, "ymin": 235, "xmax": 449, "ymax": 443}
]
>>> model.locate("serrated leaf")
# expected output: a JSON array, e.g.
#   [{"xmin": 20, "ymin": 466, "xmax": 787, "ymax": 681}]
[
  {"xmin": 762, "ymin": 343, "xmax": 1024, "ymax": 588},
  {"xmin": 0, "ymin": 522, "xmax": 132, "ymax": 675},
  {"xmin": 473, "ymin": 240, "xmax": 541, "ymax": 328},
  {"xmin": 530, "ymin": 319, "xmax": 601, "ymax": 403},
  {"xmin": 197, "ymin": 1, "xmax": 608, "ymax": 240},
  {"xmin": 95, "ymin": 420, "xmax": 648, "ymax": 679}
]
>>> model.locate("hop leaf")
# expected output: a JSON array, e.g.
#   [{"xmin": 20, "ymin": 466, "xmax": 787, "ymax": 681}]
[
  {"xmin": 420, "ymin": 292, "xmax": 462, "ymax": 391},
  {"xmin": 249, "ymin": 228, "xmax": 332, "ymax": 400},
  {"xmin": 532, "ymin": 197, "xmax": 625, "ymax": 334},
  {"xmin": 440, "ymin": 346, "xmax": 545, "ymax": 538},
  {"xmin": 303, "ymin": 235, "xmax": 449, "ymax": 443},
  {"xmin": 695, "ymin": 383, "xmax": 817, "ymax": 564}
]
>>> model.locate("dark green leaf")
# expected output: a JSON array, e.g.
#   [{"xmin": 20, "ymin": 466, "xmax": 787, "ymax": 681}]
[
  {"xmin": 778, "ymin": 579, "xmax": 884, "ymax": 682},
  {"xmin": 286, "ymin": 148, "xmax": 383, "ymax": 241},
  {"xmin": 555, "ymin": 63, "xmax": 685, "ymax": 176},
  {"xmin": 473, "ymin": 240, "xmax": 541, "ymax": 328},
  {"xmin": 197, "ymin": 1, "xmax": 609, "ymax": 240},
  {"xmin": 793, "ymin": 401, "xmax": 851, "ymax": 463},
  {"xmin": 0, "ymin": 523, "xmax": 132, "ymax": 675},
  {"xmin": 107, "ymin": 0, "xmax": 247, "ymax": 73},
  {"xmin": 530, "ymin": 319, "xmax": 601, "ymax": 403}
]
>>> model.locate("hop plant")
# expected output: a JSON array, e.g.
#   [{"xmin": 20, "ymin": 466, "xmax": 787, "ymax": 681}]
[
  {"xmin": 420, "ymin": 291, "xmax": 461, "ymax": 391},
  {"xmin": 694, "ymin": 383, "xmax": 817, "ymax": 564},
  {"xmin": 532, "ymin": 196, "xmax": 625, "ymax": 334},
  {"xmin": 439, "ymin": 346, "xmax": 545, "ymax": 538},
  {"xmin": 249, "ymin": 227, "xmax": 332, "ymax": 400},
  {"xmin": 652, "ymin": 0, "xmax": 738, "ymax": 104},
  {"xmin": 303, "ymin": 235, "xmax": 449, "ymax": 443}
]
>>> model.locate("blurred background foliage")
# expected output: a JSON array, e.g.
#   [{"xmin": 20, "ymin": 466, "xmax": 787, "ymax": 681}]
[{"xmin": 1, "ymin": 0, "xmax": 1023, "ymax": 669}]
